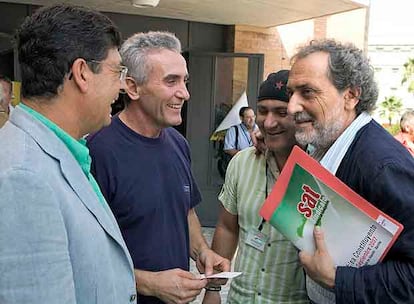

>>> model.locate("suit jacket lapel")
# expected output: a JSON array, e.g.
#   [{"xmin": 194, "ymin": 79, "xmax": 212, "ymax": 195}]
[
  {"xmin": 10, "ymin": 108, "xmax": 132, "ymax": 263},
  {"xmin": 58, "ymin": 155, "xmax": 126, "ymax": 247}
]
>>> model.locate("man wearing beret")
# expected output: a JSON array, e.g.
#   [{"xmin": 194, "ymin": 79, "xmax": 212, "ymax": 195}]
[{"xmin": 203, "ymin": 70, "xmax": 308, "ymax": 304}]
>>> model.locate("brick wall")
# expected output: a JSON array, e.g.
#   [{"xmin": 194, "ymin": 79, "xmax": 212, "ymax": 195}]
[
  {"xmin": 234, "ymin": 25, "xmax": 290, "ymax": 79},
  {"xmin": 229, "ymin": 25, "xmax": 290, "ymax": 102},
  {"xmin": 228, "ymin": 9, "xmax": 367, "ymax": 104}
]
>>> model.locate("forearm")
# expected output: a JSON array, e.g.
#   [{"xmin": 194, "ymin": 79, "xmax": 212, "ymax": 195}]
[
  {"xmin": 224, "ymin": 149, "xmax": 238, "ymax": 157},
  {"xmin": 134, "ymin": 269, "xmax": 158, "ymax": 297},
  {"xmin": 188, "ymin": 208, "xmax": 210, "ymax": 261},
  {"xmin": 211, "ymin": 204, "xmax": 239, "ymax": 261},
  {"xmin": 211, "ymin": 222, "xmax": 238, "ymax": 261}
]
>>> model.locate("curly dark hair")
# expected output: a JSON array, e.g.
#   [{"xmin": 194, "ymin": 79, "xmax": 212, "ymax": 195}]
[{"xmin": 292, "ymin": 39, "xmax": 379, "ymax": 115}]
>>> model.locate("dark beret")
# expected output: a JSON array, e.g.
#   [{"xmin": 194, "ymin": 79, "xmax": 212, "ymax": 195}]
[{"xmin": 257, "ymin": 69, "xmax": 289, "ymax": 102}]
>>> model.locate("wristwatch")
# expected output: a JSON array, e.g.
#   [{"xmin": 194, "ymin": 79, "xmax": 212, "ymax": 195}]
[{"xmin": 204, "ymin": 285, "xmax": 222, "ymax": 292}]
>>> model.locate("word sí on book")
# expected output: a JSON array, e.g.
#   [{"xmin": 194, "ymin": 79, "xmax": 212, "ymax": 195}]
[{"xmin": 296, "ymin": 184, "xmax": 329, "ymax": 225}]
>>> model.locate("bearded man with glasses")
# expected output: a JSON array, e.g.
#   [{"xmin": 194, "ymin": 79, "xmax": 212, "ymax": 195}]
[{"xmin": 0, "ymin": 4, "xmax": 137, "ymax": 304}]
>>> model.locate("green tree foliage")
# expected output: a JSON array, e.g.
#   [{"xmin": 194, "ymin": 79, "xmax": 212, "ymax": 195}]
[
  {"xmin": 379, "ymin": 96, "xmax": 403, "ymax": 126},
  {"xmin": 402, "ymin": 58, "xmax": 414, "ymax": 93},
  {"xmin": 383, "ymin": 124, "xmax": 401, "ymax": 136}
]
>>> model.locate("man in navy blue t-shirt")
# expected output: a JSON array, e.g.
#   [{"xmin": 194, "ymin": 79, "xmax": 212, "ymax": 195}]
[{"xmin": 88, "ymin": 31, "xmax": 229, "ymax": 304}]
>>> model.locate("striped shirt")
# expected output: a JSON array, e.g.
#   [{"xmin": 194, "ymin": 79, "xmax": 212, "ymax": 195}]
[{"xmin": 219, "ymin": 147, "xmax": 308, "ymax": 304}]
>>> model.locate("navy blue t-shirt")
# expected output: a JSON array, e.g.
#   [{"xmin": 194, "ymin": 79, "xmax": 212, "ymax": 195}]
[{"xmin": 87, "ymin": 116, "xmax": 202, "ymax": 304}]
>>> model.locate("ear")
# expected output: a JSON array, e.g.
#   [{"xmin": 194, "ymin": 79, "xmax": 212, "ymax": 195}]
[
  {"xmin": 70, "ymin": 58, "xmax": 91, "ymax": 94},
  {"xmin": 343, "ymin": 87, "xmax": 360, "ymax": 111},
  {"xmin": 404, "ymin": 125, "xmax": 411, "ymax": 133},
  {"xmin": 124, "ymin": 77, "xmax": 141, "ymax": 101}
]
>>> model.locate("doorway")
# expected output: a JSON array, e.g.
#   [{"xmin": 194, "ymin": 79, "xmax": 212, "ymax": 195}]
[{"xmin": 186, "ymin": 52, "xmax": 264, "ymax": 226}]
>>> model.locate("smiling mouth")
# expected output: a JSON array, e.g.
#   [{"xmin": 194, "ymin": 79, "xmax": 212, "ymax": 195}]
[
  {"xmin": 266, "ymin": 130, "xmax": 285, "ymax": 136},
  {"xmin": 295, "ymin": 119, "xmax": 313, "ymax": 124},
  {"xmin": 167, "ymin": 104, "xmax": 182, "ymax": 110}
]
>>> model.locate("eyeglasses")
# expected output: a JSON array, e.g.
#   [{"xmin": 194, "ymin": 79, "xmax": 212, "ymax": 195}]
[
  {"xmin": 87, "ymin": 60, "xmax": 128, "ymax": 83},
  {"xmin": 68, "ymin": 59, "xmax": 128, "ymax": 83}
]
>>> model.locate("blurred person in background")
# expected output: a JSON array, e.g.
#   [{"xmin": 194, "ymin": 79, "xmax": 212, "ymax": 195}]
[
  {"xmin": 0, "ymin": 84, "xmax": 7, "ymax": 127},
  {"xmin": 0, "ymin": 75, "xmax": 12, "ymax": 114},
  {"xmin": 224, "ymin": 106, "xmax": 258, "ymax": 157},
  {"xmin": 394, "ymin": 110, "xmax": 414, "ymax": 156}
]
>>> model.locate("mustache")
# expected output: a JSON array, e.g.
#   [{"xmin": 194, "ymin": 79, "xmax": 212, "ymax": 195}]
[{"xmin": 294, "ymin": 112, "xmax": 313, "ymax": 122}]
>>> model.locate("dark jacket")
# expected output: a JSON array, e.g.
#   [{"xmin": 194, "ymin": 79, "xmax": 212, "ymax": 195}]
[{"xmin": 335, "ymin": 120, "xmax": 414, "ymax": 303}]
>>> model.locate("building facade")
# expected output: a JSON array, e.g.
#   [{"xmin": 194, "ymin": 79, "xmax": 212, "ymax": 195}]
[{"xmin": 0, "ymin": 0, "xmax": 368, "ymax": 225}]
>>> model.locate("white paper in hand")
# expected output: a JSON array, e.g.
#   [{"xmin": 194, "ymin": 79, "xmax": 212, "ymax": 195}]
[{"xmin": 198, "ymin": 272, "xmax": 242, "ymax": 279}]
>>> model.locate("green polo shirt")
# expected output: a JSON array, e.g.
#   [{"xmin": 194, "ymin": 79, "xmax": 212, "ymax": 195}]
[{"xmin": 18, "ymin": 103, "xmax": 107, "ymax": 209}]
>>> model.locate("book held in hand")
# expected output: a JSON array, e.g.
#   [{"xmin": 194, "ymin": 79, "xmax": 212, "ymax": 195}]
[{"xmin": 259, "ymin": 146, "xmax": 403, "ymax": 267}]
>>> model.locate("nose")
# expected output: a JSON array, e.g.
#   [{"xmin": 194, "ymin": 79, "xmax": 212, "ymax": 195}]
[
  {"xmin": 177, "ymin": 82, "xmax": 190, "ymax": 100},
  {"xmin": 287, "ymin": 92, "xmax": 303, "ymax": 115},
  {"xmin": 263, "ymin": 113, "xmax": 278, "ymax": 130}
]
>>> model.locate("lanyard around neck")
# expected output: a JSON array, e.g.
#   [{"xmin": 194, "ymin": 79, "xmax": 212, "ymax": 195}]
[{"xmin": 258, "ymin": 162, "xmax": 269, "ymax": 231}]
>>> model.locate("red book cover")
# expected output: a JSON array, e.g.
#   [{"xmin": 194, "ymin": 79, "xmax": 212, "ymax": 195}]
[{"xmin": 259, "ymin": 146, "xmax": 403, "ymax": 267}]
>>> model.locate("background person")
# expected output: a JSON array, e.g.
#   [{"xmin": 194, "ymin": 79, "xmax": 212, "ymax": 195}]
[
  {"xmin": 203, "ymin": 70, "xmax": 308, "ymax": 304},
  {"xmin": 0, "ymin": 75, "xmax": 12, "ymax": 114},
  {"xmin": 0, "ymin": 4, "xmax": 137, "ymax": 304},
  {"xmin": 223, "ymin": 106, "xmax": 258, "ymax": 157},
  {"xmin": 394, "ymin": 110, "xmax": 414, "ymax": 156},
  {"xmin": 0, "ymin": 84, "xmax": 7, "ymax": 128},
  {"xmin": 287, "ymin": 39, "xmax": 414, "ymax": 304},
  {"xmin": 88, "ymin": 31, "xmax": 229, "ymax": 304}
]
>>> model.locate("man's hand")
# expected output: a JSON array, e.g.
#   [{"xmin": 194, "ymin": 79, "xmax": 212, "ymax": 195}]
[
  {"xmin": 251, "ymin": 129, "xmax": 266, "ymax": 156},
  {"xmin": 299, "ymin": 226, "xmax": 336, "ymax": 289},
  {"xmin": 196, "ymin": 248, "xmax": 231, "ymax": 287},
  {"xmin": 135, "ymin": 268, "xmax": 207, "ymax": 304},
  {"xmin": 196, "ymin": 247, "xmax": 231, "ymax": 276}
]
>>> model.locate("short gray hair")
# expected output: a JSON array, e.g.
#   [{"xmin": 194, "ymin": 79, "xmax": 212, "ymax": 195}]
[
  {"xmin": 120, "ymin": 31, "xmax": 181, "ymax": 85},
  {"xmin": 292, "ymin": 39, "xmax": 379, "ymax": 115},
  {"xmin": 400, "ymin": 110, "xmax": 414, "ymax": 131}
]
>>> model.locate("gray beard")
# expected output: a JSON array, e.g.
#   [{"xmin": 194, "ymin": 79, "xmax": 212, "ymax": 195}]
[{"xmin": 295, "ymin": 119, "xmax": 343, "ymax": 152}]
